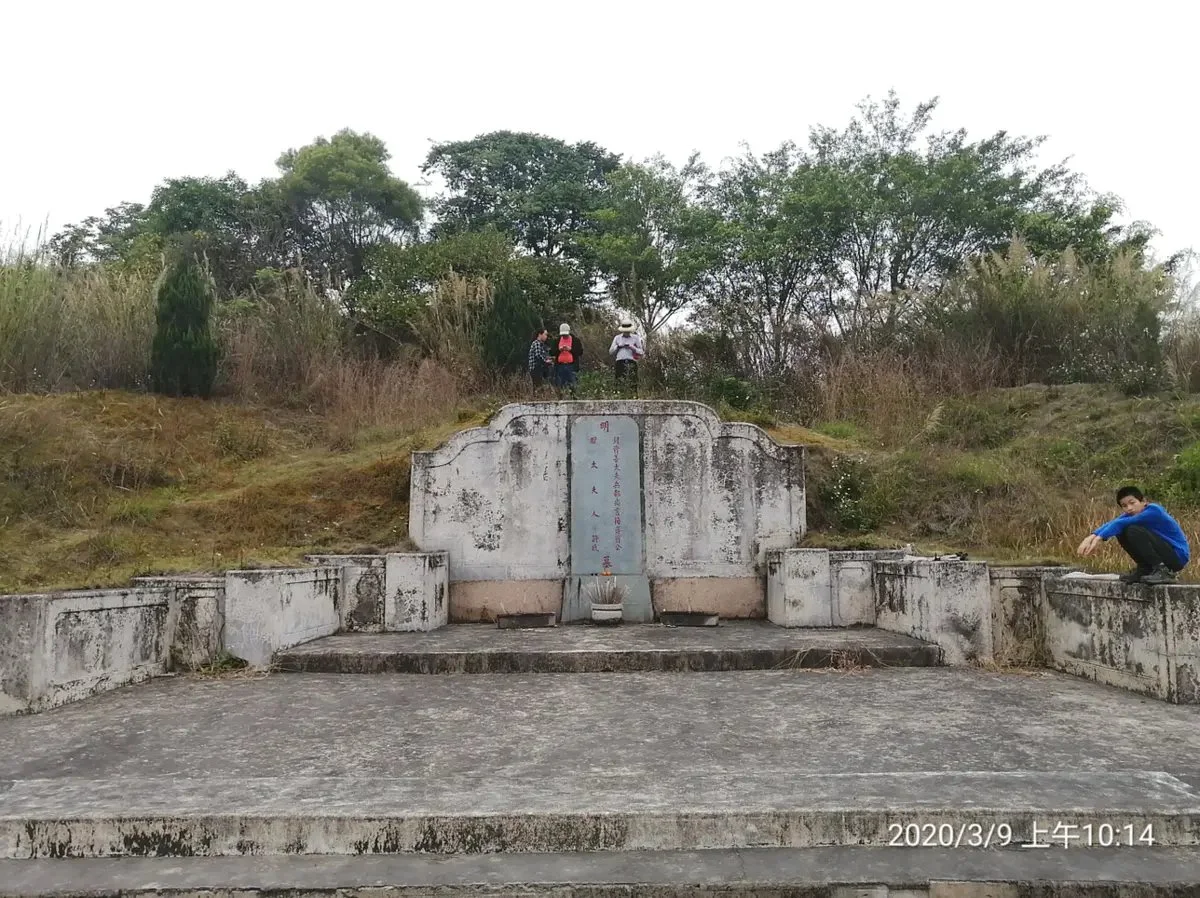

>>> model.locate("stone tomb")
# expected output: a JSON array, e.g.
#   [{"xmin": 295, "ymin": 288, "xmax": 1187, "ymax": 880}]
[{"xmin": 408, "ymin": 401, "xmax": 806, "ymax": 622}]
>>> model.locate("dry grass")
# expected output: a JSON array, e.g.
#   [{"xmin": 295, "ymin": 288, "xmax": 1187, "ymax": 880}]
[
  {"xmin": 0, "ymin": 264, "xmax": 156, "ymax": 391},
  {"xmin": 0, "ymin": 372, "xmax": 477, "ymax": 592}
]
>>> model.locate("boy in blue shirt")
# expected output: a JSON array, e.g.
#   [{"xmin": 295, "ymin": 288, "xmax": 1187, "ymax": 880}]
[{"xmin": 1077, "ymin": 485, "xmax": 1190, "ymax": 584}]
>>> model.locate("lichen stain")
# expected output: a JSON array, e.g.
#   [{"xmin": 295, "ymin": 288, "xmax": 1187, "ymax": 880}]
[
  {"xmin": 1047, "ymin": 592, "xmax": 1094, "ymax": 628},
  {"xmin": 348, "ymin": 566, "xmax": 384, "ymax": 630}
]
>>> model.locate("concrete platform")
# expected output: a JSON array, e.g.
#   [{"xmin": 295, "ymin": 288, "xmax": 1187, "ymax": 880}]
[
  {"xmin": 5, "ymin": 847, "xmax": 1200, "ymax": 897},
  {"xmin": 1, "ymin": 668, "xmax": 1199, "ymax": 858},
  {"xmin": 275, "ymin": 622, "xmax": 942, "ymax": 673}
]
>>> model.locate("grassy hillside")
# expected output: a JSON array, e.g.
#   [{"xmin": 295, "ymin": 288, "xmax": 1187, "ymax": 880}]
[{"xmin": 4, "ymin": 384, "xmax": 1200, "ymax": 592}]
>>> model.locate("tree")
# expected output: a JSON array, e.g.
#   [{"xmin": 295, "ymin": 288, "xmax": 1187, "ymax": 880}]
[
  {"xmin": 584, "ymin": 155, "xmax": 714, "ymax": 339},
  {"xmin": 276, "ymin": 129, "xmax": 423, "ymax": 296},
  {"xmin": 150, "ymin": 252, "xmax": 219, "ymax": 398},
  {"xmin": 692, "ymin": 144, "xmax": 843, "ymax": 376},
  {"xmin": 354, "ymin": 229, "xmax": 584, "ymax": 343},
  {"xmin": 46, "ymin": 202, "xmax": 152, "ymax": 268},
  {"xmin": 478, "ymin": 271, "xmax": 543, "ymax": 373},
  {"xmin": 142, "ymin": 173, "xmax": 259, "ymax": 294},
  {"xmin": 422, "ymin": 131, "xmax": 620, "ymax": 263}
]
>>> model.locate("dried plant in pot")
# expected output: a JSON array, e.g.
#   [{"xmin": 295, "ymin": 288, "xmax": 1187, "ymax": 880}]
[{"xmin": 586, "ymin": 576, "xmax": 627, "ymax": 624}]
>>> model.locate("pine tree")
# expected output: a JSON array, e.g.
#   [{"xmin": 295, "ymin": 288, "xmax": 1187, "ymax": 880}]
[
  {"xmin": 479, "ymin": 271, "xmax": 541, "ymax": 373},
  {"xmin": 150, "ymin": 254, "xmax": 219, "ymax": 398}
]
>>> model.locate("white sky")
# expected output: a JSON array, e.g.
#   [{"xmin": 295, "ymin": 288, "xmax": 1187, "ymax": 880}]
[{"xmin": 2, "ymin": 0, "xmax": 1197, "ymax": 262}]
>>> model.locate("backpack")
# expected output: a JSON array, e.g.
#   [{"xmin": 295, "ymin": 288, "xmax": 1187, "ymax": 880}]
[{"xmin": 557, "ymin": 336, "xmax": 574, "ymax": 364}]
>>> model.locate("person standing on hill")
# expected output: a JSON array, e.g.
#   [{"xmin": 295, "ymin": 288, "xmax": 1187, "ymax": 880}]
[
  {"xmin": 1077, "ymin": 485, "xmax": 1190, "ymax": 584},
  {"xmin": 554, "ymin": 323, "xmax": 582, "ymax": 393},
  {"xmin": 608, "ymin": 318, "xmax": 645, "ymax": 393},
  {"xmin": 527, "ymin": 328, "xmax": 552, "ymax": 389}
]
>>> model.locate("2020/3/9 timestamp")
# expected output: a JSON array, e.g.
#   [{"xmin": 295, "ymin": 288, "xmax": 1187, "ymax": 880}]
[{"xmin": 887, "ymin": 821, "xmax": 1156, "ymax": 849}]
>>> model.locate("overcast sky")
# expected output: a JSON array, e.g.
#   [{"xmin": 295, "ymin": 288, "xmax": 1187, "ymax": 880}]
[{"xmin": 2, "ymin": 0, "xmax": 1196, "ymax": 262}]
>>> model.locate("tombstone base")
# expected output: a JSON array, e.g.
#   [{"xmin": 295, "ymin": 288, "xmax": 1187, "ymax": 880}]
[{"xmin": 562, "ymin": 575, "xmax": 653, "ymax": 623}]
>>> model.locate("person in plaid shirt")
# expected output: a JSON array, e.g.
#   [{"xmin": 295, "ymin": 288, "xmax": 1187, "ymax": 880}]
[{"xmin": 527, "ymin": 328, "xmax": 552, "ymax": 388}]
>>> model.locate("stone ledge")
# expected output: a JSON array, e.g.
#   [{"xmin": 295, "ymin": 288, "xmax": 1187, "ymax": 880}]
[
  {"xmin": 3, "ymin": 847, "xmax": 1200, "ymax": 896},
  {"xmin": 3, "ymin": 770, "xmax": 1197, "ymax": 858}
]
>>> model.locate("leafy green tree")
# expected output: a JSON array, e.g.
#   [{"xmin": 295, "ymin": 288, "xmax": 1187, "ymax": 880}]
[
  {"xmin": 422, "ymin": 131, "xmax": 620, "ymax": 262},
  {"xmin": 692, "ymin": 144, "xmax": 844, "ymax": 375},
  {"xmin": 142, "ymin": 173, "xmax": 260, "ymax": 294},
  {"xmin": 47, "ymin": 202, "xmax": 152, "ymax": 267},
  {"xmin": 354, "ymin": 229, "xmax": 583, "ymax": 343},
  {"xmin": 584, "ymin": 155, "xmax": 714, "ymax": 339},
  {"xmin": 150, "ymin": 252, "xmax": 220, "ymax": 398},
  {"xmin": 276, "ymin": 129, "xmax": 423, "ymax": 296}
]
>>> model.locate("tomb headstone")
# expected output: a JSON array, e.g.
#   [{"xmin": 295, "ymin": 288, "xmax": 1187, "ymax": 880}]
[{"xmin": 563, "ymin": 415, "xmax": 652, "ymax": 621}]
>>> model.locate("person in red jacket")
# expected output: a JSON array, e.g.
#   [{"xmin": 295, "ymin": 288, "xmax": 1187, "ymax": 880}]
[{"xmin": 554, "ymin": 323, "xmax": 582, "ymax": 393}]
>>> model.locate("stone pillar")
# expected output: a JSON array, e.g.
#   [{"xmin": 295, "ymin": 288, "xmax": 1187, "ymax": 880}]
[
  {"xmin": 766, "ymin": 549, "xmax": 832, "ymax": 627},
  {"xmin": 384, "ymin": 552, "xmax": 449, "ymax": 631}
]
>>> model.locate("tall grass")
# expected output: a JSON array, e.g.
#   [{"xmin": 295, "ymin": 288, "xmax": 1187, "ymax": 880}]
[{"xmin": 0, "ymin": 262, "xmax": 156, "ymax": 391}]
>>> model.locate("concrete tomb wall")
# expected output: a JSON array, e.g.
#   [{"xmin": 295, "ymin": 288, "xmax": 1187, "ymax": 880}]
[
  {"xmin": 409, "ymin": 401, "xmax": 806, "ymax": 621},
  {"xmin": 1043, "ymin": 574, "xmax": 1200, "ymax": 704},
  {"xmin": 874, "ymin": 557, "xmax": 993, "ymax": 665},
  {"xmin": 0, "ymin": 587, "xmax": 172, "ymax": 715}
]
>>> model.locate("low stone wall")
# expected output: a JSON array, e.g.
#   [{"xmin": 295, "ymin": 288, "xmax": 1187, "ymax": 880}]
[
  {"xmin": 831, "ymin": 550, "xmax": 906, "ymax": 626},
  {"xmin": 303, "ymin": 552, "xmax": 449, "ymax": 632},
  {"xmin": 765, "ymin": 549, "xmax": 907, "ymax": 629},
  {"xmin": 1043, "ymin": 575, "xmax": 1200, "ymax": 704},
  {"xmin": 223, "ymin": 567, "xmax": 341, "ymax": 668},
  {"xmin": 132, "ymin": 576, "xmax": 225, "ymax": 670},
  {"xmin": 305, "ymin": 554, "xmax": 387, "ymax": 631},
  {"xmin": 988, "ymin": 566, "xmax": 1072, "ymax": 667},
  {"xmin": 0, "ymin": 587, "xmax": 171, "ymax": 715},
  {"xmin": 767, "ymin": 549, "xmax": 831, "ymax": 626},
  {"xmin": 874, "ymin": 558, "xmax": 993, "ymax": 665}
]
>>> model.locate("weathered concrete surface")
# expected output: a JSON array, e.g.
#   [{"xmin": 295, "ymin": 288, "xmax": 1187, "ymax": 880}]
[
  {"xmin": 1, "ymin": 668, "xmax": 1198, "ymax": 856},
  {"xmin": 276, "ymin": 624, "xmax": 940, "ymax": 673},
  {"xmin": 767, "ymin": 549, "xmax": 832, "ymax": 627},
  {"xmin": 988, "ymin": 567, "xmax": 1070, "ymax": 668},
  {"xmin": 831, "ymin": 550, "xmax": 905, "ymax": 627},
  {"xmin": 223, "ymin": 567, "xmax": 340, "ymax": 667},
  {"xmin": 650, "ymin": 577, "xmax": 764, "ymax": 619},
  {"xmin": 5, "ymin": 847, "xmax": 1200, "ymax": 896},
  {"xmin": 0, "ymin": 587, "xmax": 171, "ymax": 716},
  {"xmin": 875, "ymin": 559, "xmax": 993, "ymax": 664},
  {"xmin": 384, "ymin": 553, "xmax": 449, "ymax": 631},
  {"xmin": 133, "ymin": 576, "xmax": 225, "ymax": 671},
  {"xmin": 1043, "ymin": 576, "xmax": 1200, "ymax": 704},
  {"xmin": 409, "ymin": 403, "xmax": 805, "ymax": 613},
  {"xmin": 305, "ymin": 555, "xmax": 387, "ymax": 632}
]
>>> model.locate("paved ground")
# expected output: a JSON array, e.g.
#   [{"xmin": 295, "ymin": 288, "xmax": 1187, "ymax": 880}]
[
  {"xmin": 2, "ymin": 668, "xmax": 1199, "ymax": 856},
  {"xmin": 2, "ymin": 667, "xmax": 1199, "ymax": 781},
  {"xmin": 276, "ymin": 623, "xmax": 940, "ymax": 672}
]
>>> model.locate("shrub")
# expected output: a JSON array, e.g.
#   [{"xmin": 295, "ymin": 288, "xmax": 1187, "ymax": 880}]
[
  {"xmin": 816, "ymin": 455, "xmax": 879, "ymax": 532},
  {"xmin": 150, "ymin": 255, "xmax": 219, "ymax": 398}
]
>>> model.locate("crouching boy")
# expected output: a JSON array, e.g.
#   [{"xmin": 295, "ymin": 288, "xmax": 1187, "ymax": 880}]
[{"xmin": 1077, "ymin": 485, "xmax": 1190, "ymax": 584}]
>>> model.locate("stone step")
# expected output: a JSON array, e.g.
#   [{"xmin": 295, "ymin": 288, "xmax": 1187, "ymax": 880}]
[
  {"xmin": 4, "ymin": 847, "xmax": 1200, "ymax": 896},
  {"xmin": 275, "ymin": 622, "xmax": 942, "ymax": 673},
  {"xmin": 3, "ymin": 771, "xmax": 1198, "ymax": 857}
]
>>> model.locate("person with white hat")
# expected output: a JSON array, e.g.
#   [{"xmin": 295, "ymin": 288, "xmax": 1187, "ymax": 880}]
[
  {"xmin": 609, "ymin": 318, "xmax": 645, "ymax": 393},
  {"xmin": 554, "ymin": 323, "xmax": 583, "ymax": 392}
]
